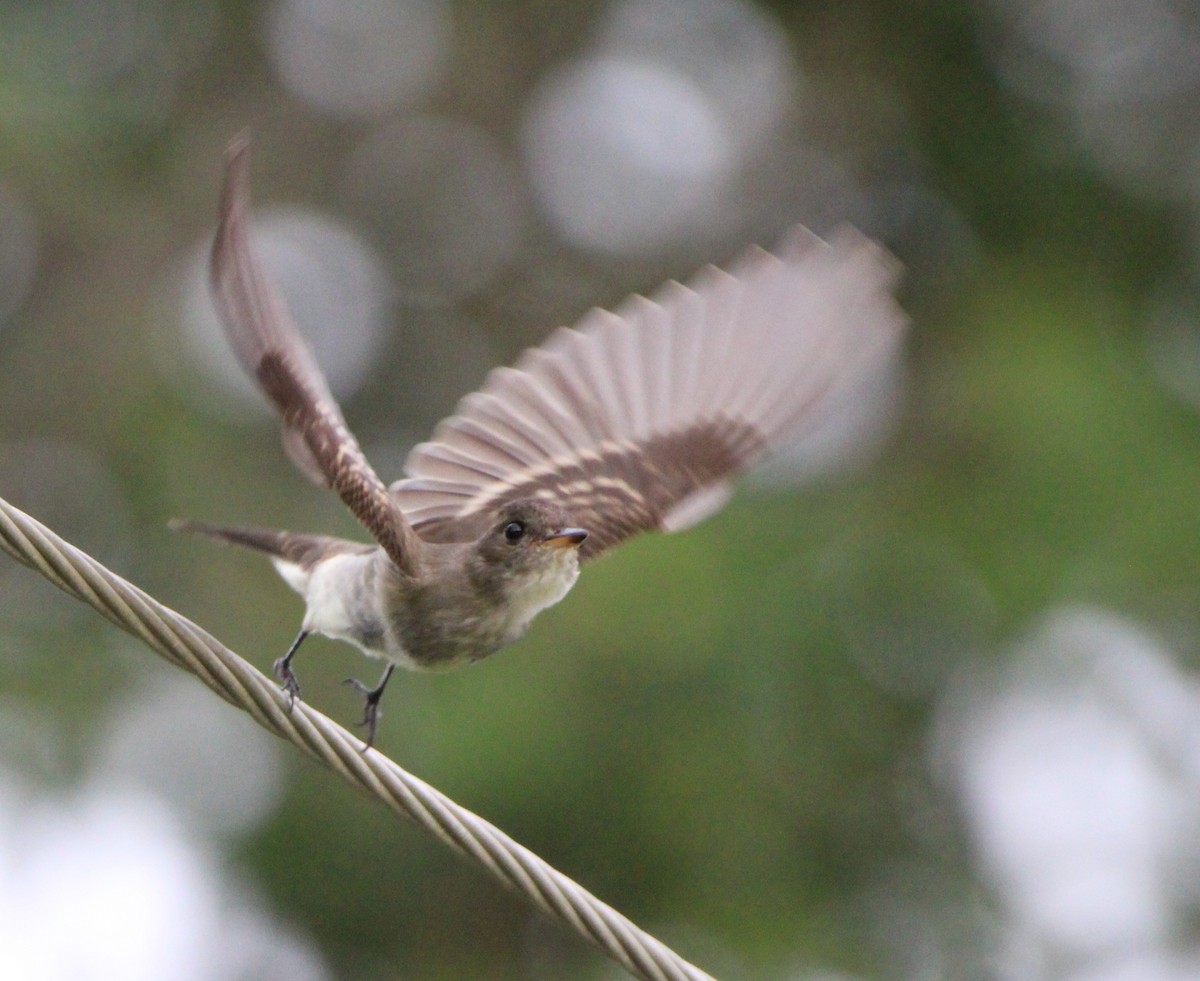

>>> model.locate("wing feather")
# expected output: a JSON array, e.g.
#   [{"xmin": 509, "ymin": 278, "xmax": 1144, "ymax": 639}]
[
  {"xmin": 393, "ymin": 224, "xmax": 906, "ymax": 560},
  {"xmin": 209, "ymin": 138, "xmax": 420, "ymax": 576}
]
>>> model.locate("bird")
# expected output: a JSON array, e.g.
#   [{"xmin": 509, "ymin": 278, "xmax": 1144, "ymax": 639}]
[{"xmin": 175, "ymin": 137, "xmax": 907, "ymax": 748}]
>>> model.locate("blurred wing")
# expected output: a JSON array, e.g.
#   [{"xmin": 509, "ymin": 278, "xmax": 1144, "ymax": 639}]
[
  {"xmin": 392, "ymin": 225, "xmax": 907, "ymax": 561},
  {"xmin": 210, "ymin": 137, "xmax": 419, "ymax": 576}
]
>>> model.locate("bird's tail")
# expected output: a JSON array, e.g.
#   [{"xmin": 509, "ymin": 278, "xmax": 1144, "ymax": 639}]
[{"xmin": 169, "ymin": 518, "xmax": 361, "ymax": 568}]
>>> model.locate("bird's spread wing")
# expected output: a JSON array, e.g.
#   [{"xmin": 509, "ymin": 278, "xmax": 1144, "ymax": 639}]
[
  {"xmin": 210, "ymin": 138, "xmax": 420, "ymax": 577},
  {"xmin": 391, "ymin": 225, "xmax": 907, "ymax": 561}
]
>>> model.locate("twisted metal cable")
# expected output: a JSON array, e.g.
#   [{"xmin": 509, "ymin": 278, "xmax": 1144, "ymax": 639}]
[{"xmin": 0, "ymin": 494, "xmax": 716, "ymax": 981}]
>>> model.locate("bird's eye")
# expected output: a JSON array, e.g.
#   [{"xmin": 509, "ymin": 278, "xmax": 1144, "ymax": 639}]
[{"xmin": 503, "ymin": 521, "xmax": 526, "ymax": 542}]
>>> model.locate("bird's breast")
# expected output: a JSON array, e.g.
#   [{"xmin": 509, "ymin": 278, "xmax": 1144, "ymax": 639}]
[
  {"xmin": 495, "ymin": 550, "xmax": 581, "ymax": 636},
  {"xmin": 381, "ymin": 547, "xmax": 581, "ymax": 671}
]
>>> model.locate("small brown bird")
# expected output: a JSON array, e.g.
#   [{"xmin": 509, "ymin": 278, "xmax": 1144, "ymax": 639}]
[{"xmin": 177, "ymin": 138, "xmax": 906, "ymax": 746}]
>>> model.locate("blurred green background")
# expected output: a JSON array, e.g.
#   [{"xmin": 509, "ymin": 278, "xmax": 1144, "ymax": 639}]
[{"xmin": 3, "ymin": 1, "xmax": 1200, "ymax": 979}]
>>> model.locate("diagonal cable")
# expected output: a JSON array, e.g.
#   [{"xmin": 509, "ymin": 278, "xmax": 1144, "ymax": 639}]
[{"xmin": 0, "ymin": 494, "xmax": 715, "ymax": 981}]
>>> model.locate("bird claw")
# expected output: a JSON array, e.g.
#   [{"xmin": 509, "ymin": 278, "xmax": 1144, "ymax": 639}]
[
  {"xmin": 273, "ymin": 656, "xmax": 301, "ymax": 709},
  {"xmin": 342, "ymin": 664, "xmax": 395, "ymax": 751},
  {"xmin": 342, "ymin": 676, "xmax": 383, "ymax": 750},
  {"xmin": 272, "ymin": 629, "xmax": 308, "ymax": 711},
  {"xmin": 342, "ymin": 676, "xmax": 372, "ymax": 699}
]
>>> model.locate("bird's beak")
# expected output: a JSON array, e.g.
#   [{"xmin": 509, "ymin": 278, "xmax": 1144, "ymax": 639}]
[{"xmin": 542, "ymin": 528, "xmax": 588, "ymax": 549}]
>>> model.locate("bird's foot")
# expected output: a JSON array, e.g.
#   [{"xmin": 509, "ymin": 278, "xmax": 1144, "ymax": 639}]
[
  {"xmin": 273, "ymin": 656, "xmax": 302, "ymax": 708},
  {"xmin": 343, "ymin": 663, "xmax": 395, "ymax": 751},
  {"xmin": 273, "ymin": 629, "xmax": 308, "ymax": 710}
]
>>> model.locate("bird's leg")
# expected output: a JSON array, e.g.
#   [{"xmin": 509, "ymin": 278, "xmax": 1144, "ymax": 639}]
[
  {"xmin": 273, "ymin": 629, "xmax": 308, "ymax": 708},
  {"xmin": 343, "ymin": 663, "xmax": 396, "ymax": 750}
]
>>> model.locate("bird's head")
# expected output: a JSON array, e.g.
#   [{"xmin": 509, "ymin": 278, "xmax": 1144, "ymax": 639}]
[
  {"xmin": 476, "ymin": 499, "xmax": 587, "ymax": 563},
  {"xmin": 468, "ymin": 499, "xmax": 588, "ymax": 609}
]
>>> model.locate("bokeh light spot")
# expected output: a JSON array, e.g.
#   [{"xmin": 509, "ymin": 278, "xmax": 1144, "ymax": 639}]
[
  {"xmin": 522, "ymin": 56, "xmax": 731, "ymax": 254},
  {"xmin": 175, "ymin": 207, "xmax": 392, "ymax": 419},
  {"xmin": 265, "ymin": 0, "xmax": 450, "ymax": 118}
]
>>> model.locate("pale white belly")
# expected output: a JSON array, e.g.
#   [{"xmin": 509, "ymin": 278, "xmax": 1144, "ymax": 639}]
[{"xmin": 273, "ymin": 552, "xmax": 403, "ymax": 660}]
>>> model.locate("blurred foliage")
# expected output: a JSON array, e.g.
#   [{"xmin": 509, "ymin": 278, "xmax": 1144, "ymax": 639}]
[{"xmin": 2, "ymin": 0, "xmax": 1200, "ymax": 979}]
